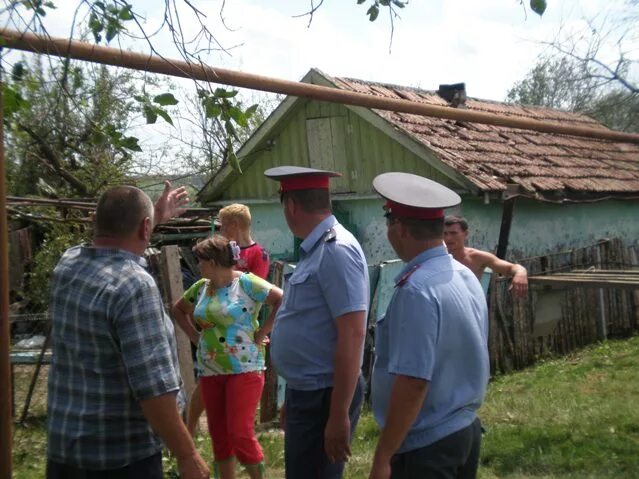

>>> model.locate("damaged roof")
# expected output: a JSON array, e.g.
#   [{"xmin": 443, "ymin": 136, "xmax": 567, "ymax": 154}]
[{"xmin": 330, "ymin": 73, "xmax": 639, "ymax": 197}]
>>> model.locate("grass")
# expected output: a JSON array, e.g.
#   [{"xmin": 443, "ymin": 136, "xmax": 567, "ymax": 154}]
[{"xmin": 12, "ymin": 336, "xmax": 639, "ymax": 478}]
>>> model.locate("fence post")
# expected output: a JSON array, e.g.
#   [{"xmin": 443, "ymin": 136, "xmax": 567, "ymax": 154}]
[
  {"xmin": 594, "ymin": 243, "xmax": 608, "ymax": 340},
  {"xmin": 159, "ymin": 246, "xmax": 196, "ymax": 405}
]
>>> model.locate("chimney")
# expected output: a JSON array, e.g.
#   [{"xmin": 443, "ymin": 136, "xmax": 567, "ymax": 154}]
[{"xmin": 437, "ymin": 83, "xmax": 467, "ymax": 108}]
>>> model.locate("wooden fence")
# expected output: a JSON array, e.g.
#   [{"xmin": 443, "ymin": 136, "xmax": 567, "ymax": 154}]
[{"xmin": 489, "ymin": 238, "xmax": 639, "ymax": 373}]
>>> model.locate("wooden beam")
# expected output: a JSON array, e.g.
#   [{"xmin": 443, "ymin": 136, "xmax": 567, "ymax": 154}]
[
  {"xmin": 495, "ymin": 197, "xmax": 516, "ymax": 260},
  {"xmin": 529, "ymin": 276, "xmax": 639, "ymax": 289},
  {"xmin": 2, "ymin": 28, "xmax": 639, "ymax": 144},
  {"xmin": 159, "ymin": 246, "xmax": 196, "ymax": 405}
]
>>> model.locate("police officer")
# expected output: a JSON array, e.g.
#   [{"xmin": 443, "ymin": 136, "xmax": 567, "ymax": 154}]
[
  {"xmin": 265, "ymin": 166, "xmax": 369, "ymax": 479},
  {"xmin": 369, "ymin": 172, "xmax": 489, "ymax": 479}
]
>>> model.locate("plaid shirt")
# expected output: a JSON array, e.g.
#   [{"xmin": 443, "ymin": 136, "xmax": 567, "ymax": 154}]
[{"xmin": 47, "ymin": 245, "xmax": 182, "ymax": 469}]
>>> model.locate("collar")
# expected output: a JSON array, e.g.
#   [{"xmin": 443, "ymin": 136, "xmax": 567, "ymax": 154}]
[
  {"xmin": 80, "ymin": 243, "xmax": 148, "ymax": 267},
  {"xmin": 300, "ymin": 215, "xmax": 338, "ymax": 255},
  {"xmin": 394, "ymin": 244, "xmax": 448, "ymax": 284}
]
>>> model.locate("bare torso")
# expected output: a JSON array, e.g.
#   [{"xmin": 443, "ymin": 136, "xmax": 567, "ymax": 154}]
[{"xmin": 451, "ymin": 247, "xmax": 487, "ymax": 280}]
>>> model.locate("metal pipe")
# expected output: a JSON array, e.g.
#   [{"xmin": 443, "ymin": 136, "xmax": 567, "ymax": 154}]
[
  {"xmin": 0, "ymin": 75, "xmax": 14, "ymax": 478},
  {"xmin": 2, "ymin": 28, "xmax": 639, "ymax": 144}
]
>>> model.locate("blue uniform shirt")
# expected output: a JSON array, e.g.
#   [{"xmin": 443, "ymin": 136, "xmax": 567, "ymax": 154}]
[
  {"xmin": 271, "ymin": 215, "xmax": 369, "ymax": 390},
  {"xmin": 372, "ymin": 245, "xmax": 489, "ymax": 453}
]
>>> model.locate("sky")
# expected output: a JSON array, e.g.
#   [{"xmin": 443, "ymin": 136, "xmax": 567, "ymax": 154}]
[
  {"xmin": 6, "ymin": 0, "xmax": 634, "ymax": 101},
  {"xmin": 2, "ymin": 0, "xmax": 636, "ymax": 173}
]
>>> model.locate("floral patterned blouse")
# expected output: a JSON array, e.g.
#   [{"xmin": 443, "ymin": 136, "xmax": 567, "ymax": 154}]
[{"xmin": 183, "ymin": 273, "xmax": 272, "ymax": 376}]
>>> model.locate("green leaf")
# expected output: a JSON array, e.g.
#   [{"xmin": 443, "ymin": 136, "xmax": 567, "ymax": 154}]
[
  {"xmin": 245, "ymin": 104, "xmax": 259, "ymax": 118},
  {"xmin": 530, "ymin": 0, "xmax": 547, "ymax": 16},
  {"xmin": 153, "ymin": 92, "xmax": 179, "ymax": 106},
  {"xmin": 89, "ymin": 13, "xmax": 103, "ymax": 43},
  {"xmin": 379, "ymin": 0, "xmax": 390, "ymax": 6},
  {"xmin": 357, "ymin": 0, "xmax": 366, "ymax": 4},
  {"xmin": 11, "ymin": 62, "xmax": 26, "ymax": 82},
  {"xmin": 155, "ymin": 108, "xmax": 174, "ymax": 126},
  {"xmin": 94, "ymin": 1, "xmax": 106, "ymax": 10},
  {"xmin": 3, "ymin": 84, "xmax": 27, "ymax": 118},
  {"xmin": 133, "ymin": 95, "xmax": 146, "ymax": 103},
  {"xmin": 119, "ymin": 6, "xmax": 133, "ymax": 20},
  {"xmin": 119, "ymin": 136, "xmax": 142, "ymax": 152},
  {"xmin": 214, "ymin": 88, "xmax": 238, "ymax": 99},
  {"xmin": 204, "ymin": 101, "xmax": 222, "ymax": 119},
  {"xmin": 227, "ymin": 151, "xmax": 242, "ymax": 174},
  {"xmin": 44, "ymin": 1, "xmax": 56, "ymax": 8},
  {"xmin": 105, "ymin": 23, "xmax": 118, "ymax": 43},
  {"xmin": 224, "ymin": 120, "xmax": 237, "ymax": 139},
  {"xmin": 391, "ymin": 0, "xmax": 405, "ymax": 7},
  {"xmin": 143, "ymin": 104, "xmax": 158, "ymax": 124},
  {"xmin": 367, "ymin": 4, "xmax": 379, "ymax": 21},
  {"xmin": 228, "ymin": 106, "xmax": 248, "ymax": 127}
]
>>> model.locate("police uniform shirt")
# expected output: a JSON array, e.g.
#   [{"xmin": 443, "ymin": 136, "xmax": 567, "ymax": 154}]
[
  {"xmin": 372, "ymin": 244, "xmax": 489, "ymax": 453},
  {"xmin": 270, "ymin": 214, "xmax": 369, "ymax": 391}
]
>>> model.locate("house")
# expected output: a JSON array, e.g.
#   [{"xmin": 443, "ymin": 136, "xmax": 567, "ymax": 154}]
[{"xmin": 197, "ymin": 68, "xmax": 639, "ymax": 265}]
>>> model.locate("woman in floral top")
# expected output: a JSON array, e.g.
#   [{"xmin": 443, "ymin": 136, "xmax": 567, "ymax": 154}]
[{"xmin": 173, "ymin": 235, "xmax": 282, "ymax": 479}]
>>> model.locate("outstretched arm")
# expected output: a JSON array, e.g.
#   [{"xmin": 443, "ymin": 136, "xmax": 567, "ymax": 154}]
[{"xmin": 476, "ymin": 250, "xmax": 528, "ymax": 298}]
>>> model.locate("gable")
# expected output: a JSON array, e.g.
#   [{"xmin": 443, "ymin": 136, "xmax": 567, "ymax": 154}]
[{"xmin": 203, "ymin": 96, "xmax": 471, "ymax": 203}]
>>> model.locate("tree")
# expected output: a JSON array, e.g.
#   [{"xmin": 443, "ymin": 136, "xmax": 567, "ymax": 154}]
[
  {"xmin": 543, "ymin": 0, "xmax": 637, "ymax": 96},
  {"xmin": 507, "ymin": 1, "xmax": 639, "ymax": 133},
  {"xmin": 6, "ymin": 57, "xmax": 143, "ymax": 198}
]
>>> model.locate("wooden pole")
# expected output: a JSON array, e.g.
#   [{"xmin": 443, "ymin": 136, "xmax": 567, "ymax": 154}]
[
  {"xmin": 496, "ymin": 197, "xmax": 516, "ymax": 260},
  {"xmin": 159, "ymin": 246, "xmax": 196, "ymax": 402},
  {"xmin": 2, "ymin": 28, "xmax": 639, "ymax": 144},
  {"xmin": 0, "ymin": 74, "xmax": 13, "ymax": 479}
]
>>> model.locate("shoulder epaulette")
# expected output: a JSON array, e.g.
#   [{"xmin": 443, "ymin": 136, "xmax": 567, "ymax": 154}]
[
  {"xmin": 324, "ymin": 227, "xmax": 337, "ymax": 243},
  {"xmin": 395, "ymin": 264, "xmax": 421, "ymax": 288}
]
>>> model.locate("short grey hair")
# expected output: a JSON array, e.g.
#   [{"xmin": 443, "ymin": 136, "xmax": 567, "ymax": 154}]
[{"xmin": 94, "ymin": 186, "xmax": 153, "ymax": 238}]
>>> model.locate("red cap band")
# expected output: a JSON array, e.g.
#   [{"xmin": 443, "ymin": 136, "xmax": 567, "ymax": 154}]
[
  {"xmin": 280, "ymin": 175, "xmax": 330, "ymax": 192},
  {"xmin": 386, "ymin": 200, "xmax": 444, "ymax": 220}
]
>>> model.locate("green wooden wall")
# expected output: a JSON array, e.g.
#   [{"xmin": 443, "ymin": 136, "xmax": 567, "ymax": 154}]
[{"xmin": 221, "ymin": 99, "xmax": 457, "ymax": 200}]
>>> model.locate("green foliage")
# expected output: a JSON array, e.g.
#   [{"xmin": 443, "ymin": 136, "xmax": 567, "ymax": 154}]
[
  {"xmin": 18, "ymin": 0, "xmax": 56, "ymax": 17},
  {"xmin": 88, "ymin": 1, "xmax": 134, "ymax": 44},
  {"xmin": 506, "ymin": 56, "xmax": 639, "ymax": 133},
  {"xmin": 196, "ymin": 88, "xmax": 261, "ymax": 174},
  {"xmin": 27, "ymin": 223, "xmax": 89, "ymax": 311},
  {"xmin": 5, "ymin": 57, "xmax": 139, "ymax": 197},
  {"xmin": 357, "ymin": 0, "xmax": 407, "ymax": 22},
  {"xmin": 135, "ymin": 92, "xmax": 179, "ymax": 126},
  {"xmin": 530, "ymin": 0, "xmax": 547, "ymax": 16},
  {"xmin": 2, "ymin": 83, "xmax": 27, "ymax": 118}
]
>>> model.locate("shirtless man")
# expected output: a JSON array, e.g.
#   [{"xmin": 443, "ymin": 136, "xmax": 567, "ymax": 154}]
[{"xmin": 444, "ymin": 215, "xmax": 528, "ymax": 298}]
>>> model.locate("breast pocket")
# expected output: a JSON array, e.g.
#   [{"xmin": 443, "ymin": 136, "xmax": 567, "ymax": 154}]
[{"xmin": 288, "ymin": 271, "xmax": 324, "ymax": 311}]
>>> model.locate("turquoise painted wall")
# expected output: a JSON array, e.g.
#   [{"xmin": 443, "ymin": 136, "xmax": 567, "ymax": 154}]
[{"xmin": 245, "ymin": 198, "xmax": 639, "ymax": 265}]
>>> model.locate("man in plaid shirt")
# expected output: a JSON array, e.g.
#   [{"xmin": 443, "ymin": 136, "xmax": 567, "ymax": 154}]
[{"xmin": 46, "ymin": 183, "xmax": 209, "ymax": 479}]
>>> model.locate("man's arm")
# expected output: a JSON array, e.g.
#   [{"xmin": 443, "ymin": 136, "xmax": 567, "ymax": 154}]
[
  {"xmin": 475, "ymin": 250, "xmax": 528, "ymax": 298},
  {"xmin": 325, "ymin": 310, "xmax": 367, "ymax": 463},
  {"xmin": 153, "ymin": 180, "xmax": 189, "ymax": 227},
  {"xmin": 369, "ymin": 376, "xmax": 429, "ymax": 479},
  {"xmin": 140, "ymin": 393, "xmax": 209, "ymax": 479}
]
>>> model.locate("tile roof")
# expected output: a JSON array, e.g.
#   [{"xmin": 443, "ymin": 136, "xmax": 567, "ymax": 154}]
[{"xmin": 330, "ymin": 75, "xmax": 639, "ymax": 196}]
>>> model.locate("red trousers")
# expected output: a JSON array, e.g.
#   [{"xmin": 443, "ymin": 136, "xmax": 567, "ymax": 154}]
[{"xmin": 200, "ymin": 372, "xmax": 265, "ymax": 464}]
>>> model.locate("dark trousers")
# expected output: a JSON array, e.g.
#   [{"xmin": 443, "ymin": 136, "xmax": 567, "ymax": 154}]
[
  {"xmin": 390, "ymin": 418, "xmax": 482, "ymax": 479},
  {"xmin": 284, "ymin": 375, "xmax": 365, "ymax": 479},
  {"xmin": 46, "ymin": 452, "xmax": 163, "ymax": 479}
]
